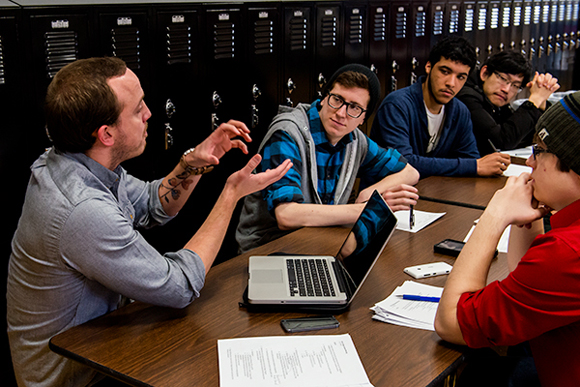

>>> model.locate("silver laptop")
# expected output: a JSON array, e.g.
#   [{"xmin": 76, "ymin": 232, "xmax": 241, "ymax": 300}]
[{"xmin": 247, "ymin": 190, "xmax": 398, "ymax": 305}]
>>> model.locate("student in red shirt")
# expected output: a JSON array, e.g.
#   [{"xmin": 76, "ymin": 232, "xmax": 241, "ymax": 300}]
[{"xmin": 435, "ymin": 91, "xmax": 580, "ymax": 387}]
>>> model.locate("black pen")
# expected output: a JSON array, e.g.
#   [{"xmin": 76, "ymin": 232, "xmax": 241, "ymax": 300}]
[
  {"xmin": 409, "ymin": 205, "xmax": 415, "ymax": 230},
  {"xmin": 488, "ymin": 139, "xmax": 499, "ymax": 153}
]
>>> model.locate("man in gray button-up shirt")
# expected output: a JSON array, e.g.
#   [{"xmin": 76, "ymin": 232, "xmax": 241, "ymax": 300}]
[{"xmin": 6, "ymin": 57, "xmax": 291, "ymax": 387}]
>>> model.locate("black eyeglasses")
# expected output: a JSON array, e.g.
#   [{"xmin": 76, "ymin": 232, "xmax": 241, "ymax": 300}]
[
  {"xmin": 532, "ymin": 144, "xmax": 550, "ymax": 160},
  {"xmin": 493, "ymin": 72, "xmax": 523, "ymax": 93},
  {"xmin": 327, "ymin": 93, "xmax": 367, "ymax": 118}
]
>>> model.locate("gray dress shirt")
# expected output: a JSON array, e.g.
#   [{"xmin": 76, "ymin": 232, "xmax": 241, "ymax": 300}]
[{"xmin": 7, "ymin": 148, "xmax": 206, "ymax": 387}]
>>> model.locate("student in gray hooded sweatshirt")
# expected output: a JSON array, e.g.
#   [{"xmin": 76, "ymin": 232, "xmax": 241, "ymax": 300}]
[{"xmin": 236, "ymin": 64, "xmax": 420, "ymax": 253}]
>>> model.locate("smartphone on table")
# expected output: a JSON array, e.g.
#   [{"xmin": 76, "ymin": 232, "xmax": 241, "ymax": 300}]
[{"xmin": 280, "ymin": 316, "xmax": 340, "ymax": 333}]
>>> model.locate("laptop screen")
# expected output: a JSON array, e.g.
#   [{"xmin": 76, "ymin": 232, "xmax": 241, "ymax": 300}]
[{"xmin": 335, "ymin": 190, "xmax": 397, "ymax": 292}]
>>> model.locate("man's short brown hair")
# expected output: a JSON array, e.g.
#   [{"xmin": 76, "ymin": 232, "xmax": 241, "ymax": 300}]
[{"xmin": 45, "ymin": 57, "xmax": 127, "ymax": 153}]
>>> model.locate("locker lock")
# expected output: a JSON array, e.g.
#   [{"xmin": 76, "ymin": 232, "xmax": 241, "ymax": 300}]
[
  {"xmin": 498, "ymin": 42, "xmax": 505, "ymax": 52},
  {"xmin": 510, "ymin": 41, "xmax": 516, "ymax": 50},
  {"xmin": 252, "ymin": 84, "xmax": 261, "ymax": 101},
  {"xmin": 165, "ymin": 99, "xmax": 175, "ymax": 119},
  {"xmin": 391, "ymin": 60, "xmax": 399, "ymax": 74},
  {"xmin": 411, "ymin": 57, "xmax": 419, "ymax": 70},
  {"xmin": 287, "ymin": 78, "xmax": 296, "ymax": 94},
  {"xmin": 212, "ymin": 91, "xmax": 222, "ymax": 108},
  {"xmin": 318, "ymin": 73, "xmax": 326, "ymax": 89},
  {"xmin": 370, "ymin": 64, "xmax": 378, "ymax": 74},
  {"xmin": 164, "ymin": 123, "xmax": 174, "ymax": 150},
  {"xmin": 487, "ymin": 45, "xmax": 493, "ymax": 55}
]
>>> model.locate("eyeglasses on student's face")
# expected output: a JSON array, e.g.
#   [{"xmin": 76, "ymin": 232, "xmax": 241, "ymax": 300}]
[
  {"xmin": 532, "ymin": 144, "xmax": 551, "ymax": 160},
  {"xmin": 493, "ymin": 72, "xmax": 523, "ymax": 93},
  {"xmin": 326, "ymin": 93, "xmax": 367, "ymax": 119}
]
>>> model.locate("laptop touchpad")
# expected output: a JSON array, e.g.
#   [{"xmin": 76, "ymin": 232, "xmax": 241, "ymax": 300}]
[{"xmin": 252, "ymin": 270, "xmax": 283, "ymax": 283}]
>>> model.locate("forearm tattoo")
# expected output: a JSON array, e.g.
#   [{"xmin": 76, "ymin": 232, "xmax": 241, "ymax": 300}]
[{"xmin": 160, "ymin": 170, "xmax": 194, "ymax": 204}]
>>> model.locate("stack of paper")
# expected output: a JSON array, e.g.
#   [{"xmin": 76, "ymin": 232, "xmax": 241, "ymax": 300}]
[
  {"xmin": 371, "ymin": 281, "xmax": 443, "ymax": 331},
  {"xmin": 218, "ymin": 334, "xmax": 374, "ymax": 387}
]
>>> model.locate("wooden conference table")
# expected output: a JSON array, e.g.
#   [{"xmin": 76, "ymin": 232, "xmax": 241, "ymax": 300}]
[
  {"xmin": 50, "ymin": 200, "xmax": 510, "ymax": 387},
  {"xmin": 416, "ymin": 155, "xmax": 529, "ymax": 210}
]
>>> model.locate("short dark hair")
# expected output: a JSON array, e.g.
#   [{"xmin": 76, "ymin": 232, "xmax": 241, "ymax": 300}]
[
  {"xmin": 45, "ymin": 57, "xmax": 127, "ymax": 153},
  {"xmin": 482, "ymin": 50, "xmax": 533, "ymax": 85},
  {"xmin": 428, "ymin": 36, "xmax": 477, "ymax": 70}
]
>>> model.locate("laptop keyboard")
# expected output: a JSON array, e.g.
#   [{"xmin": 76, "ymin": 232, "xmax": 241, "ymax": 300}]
[{"xmin": 287, "ymin": 258, "xmax": 336, "ymax": 297}]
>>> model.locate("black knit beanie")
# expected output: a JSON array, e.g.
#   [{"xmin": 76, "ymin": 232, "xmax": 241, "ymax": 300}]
[
  {"xmin": 535, "ymin": 91, "xmax": 580, "ymax": 175},
  {"xmin": 322, "ymin": 63, "xmax": 382, "ymax": 119}
]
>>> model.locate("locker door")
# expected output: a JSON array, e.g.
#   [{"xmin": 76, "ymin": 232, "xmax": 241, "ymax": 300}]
[
  {"xmin": 96, "ymin": 6, "xmax": 153, "ymax": 179},
  {"xmin": 521, "ymin": 0, "xmax": 534, "ymax": 61},
  {"xmin": 447, "ymin": 1, "xmax": 463, "ymax": 36},
  {"xmin": 96, "ymin": 6, "xmax": 151, "ymax": 98},
  {"xmin": 463, "ymin": 1, "xmax": 477, "ymax": 46},
  {"xmin": 25, "ymin": 7, "xmax": 93, "ymax": 152},
  {"xmin": 283, "ymin": 5, "xmax": 313, "ymax": 108},
  {"xmin": 488, "ymin": 0, "xmax": 501, "ymax": 57},
  {"xmin": 511, "ymin": 1, "xmax": 525, "ymax": 54},
  {"xmin": 245, "ymin": 5, "xmax": 281, "ymax": 152},
  {"xmin": 537, "ymin": 0, "xmax": 551, "ymax": 72},
  {"xmin": 389, "ymin": 2, "xmax": 410, "ymax": 92},
  {"xmin": 369, "ymin": 3, "xmax": 389, "ymax": 99},
  {"xmin": 546, "ymin": 0, "xmax": 562, "ymax": 77},
  {"xmin": 314, "ymin": 3, "xmax": 342, "ymax": 99},
  {"xmin": 475, "ymin": 1, "xmax": 490, "ymax": 65},
  {"xmin": 431, "ymin": 1, "xmax": 446, "ymax": 48},
  {"xmin": 410, "ymin": 2, "xmax": 429, "ymax": 86},
  {"xmin": 344, "ymin": 3, "xmax": 368, "ymax": 66},
  {"xmin": 529, "ymin": 0, "xmax": 543, "ymax": 71},
  {"xmin": 153, "ymin": 8, "xmax": 203, "ymax": 173},
  {"xmin": 203, "ymin": 7, "xmax": 245, "ymax": 131},
  {"xmin": 560, "ymin": 0, "xmax": 577, "ymax": 89}
]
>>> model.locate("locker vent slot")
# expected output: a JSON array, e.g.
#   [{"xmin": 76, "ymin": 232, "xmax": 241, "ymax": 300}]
[
  {"xmin": 465, "ymin": 7, "xmax": 474, "ymax": 32},
  {"xmin": 395, "ymin": 10, "xmax": 407, "ymax": 38},
  {"xmin": 45, "ymin": 31, "xmax": 78, "ymax": 78},
  {"xmin": 513, "ymin": 5, "xmax": 522, "ymax": 26},
  {"xmin": 478, "ymin": 6, "xmax": 487, "ymax": 30},
  {"xmin": 0, "ymin": 36, "xmax": 4, "ymax": 84},
  {"xmin": 254, "ymin": 19, "xmax": 273, "ymax": 55},
  {"xmin": 491, "ymin": 6, "xmax": 499, "ymax": 29},
  {"xmin": 111, "ymin": 27, "xmax": 140, "ymax": 70},
  {"xmin": 449, "ymin": 8, "xmax": 460, "ymax": 34},
  {"xmin": 166, "ymin": 24, "xmax": 191, "ymax": 65},
  {"xmin": 542, "ymin": 4, "xmax": 549, "ymax": 24},
  {"xmin": 320, "ymin": 15, "xmax": 337, "ymax": 47},
  {"xmin": 415, "ymin": 8, "xmax": 426, "ymax": 37},
  {"xmin": 433, "ymin": 8, "xmax": 444, "ymax": 36},
  {"xmin": 289, "ymin": 17, "xmax": 308, "ymax": 51},
  {"xmin": 533, "ymin": 4, "xmax": 541, "ymax": 24},
  {"xmin": 213, "ymin": 22, "xmax": 235, "ymax": 60},
  {"xmin": 373, "ymin": 11, "xmax": 386, "ymax": 41},
  {"xmin": 349, "ymin": 14, "xmax": 363, "ymax": 44},
  {"xmin": 524, "ymin": 3, "xmax": 532, "ymax": 25}
]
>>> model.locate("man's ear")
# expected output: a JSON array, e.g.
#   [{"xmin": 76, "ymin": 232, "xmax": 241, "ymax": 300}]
[
  {"xmin": 94, "ymin": 124, "xmax": 115, "ymax": 147},
  {"xmin": 480, "ymin": 65, "xmax": 490, "ymax": 81},
  {"xmin": 425, "ymin": 61, "xmax": 432, "ymax": 75}
]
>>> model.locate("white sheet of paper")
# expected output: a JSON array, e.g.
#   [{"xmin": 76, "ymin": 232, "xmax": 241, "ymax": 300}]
[
  {"xmin": 395, "ymin": 210, "xmax": 446, "ymax": 233},
  {"xmin": 217, "ymin": 334, "xmax": 374, "ymax": 387},
  {"xmin": 463, "ymin": 222, "xmax": 511, "ymax": 253},
  {"xmin": 502, "ymin": 146, "xmax": 533, "ymax": 159},
  {"xmin": 503, "ymin": 163, "xmax": 532, "ymax": 177},
  {"xmin": 371, "ymin": 281, "xmax": 443, "ymax": 331}
]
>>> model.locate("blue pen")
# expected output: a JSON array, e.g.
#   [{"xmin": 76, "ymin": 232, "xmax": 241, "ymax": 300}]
[{"xmin": 399, "ymin": 294, "xmax": 440, "ymax": 302}]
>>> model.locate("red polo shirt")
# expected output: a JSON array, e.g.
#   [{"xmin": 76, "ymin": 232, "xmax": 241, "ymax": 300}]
[{"xmin": 457, "ymin": 199, "xmax": 580, "ymax": 387}]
